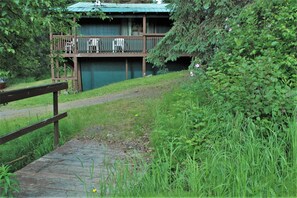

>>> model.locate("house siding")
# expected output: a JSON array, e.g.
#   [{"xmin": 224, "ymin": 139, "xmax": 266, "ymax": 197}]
[{"xmin": 79, "ymin": 19, "xmax": 122, "ymax": 35}]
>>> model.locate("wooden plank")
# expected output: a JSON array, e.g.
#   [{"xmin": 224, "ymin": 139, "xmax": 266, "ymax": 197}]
[
  {"xmin": 56, "ymin": 59, "xmax": 60, "ymax": 79},
  {"xmin": 50, "ymin": 26, "xmax": 55, "ymax": 83},
  {"xmin": 53, "ymin": 92, "xmax": 59, "ymax": 147},
  {"xmin": 0, "ymin": 112, "xmax": 67, "ymax": 145},
  {"xmin": 143, "ymin": 14, "xmax": 147, "ymax": 53},
  {"xmin": 142, "ymin": 57, "xmax": 146, "ymax": 77},
  {"xmin": 15, "ymin": 139, "xmax": 127, "ymax": 197},
  {"xmin": 0, "ymin": 82, "xmax": 68, "ymax": 104},
  {"xmin": 52, "ymin": 77, "xmax": 77, "ymax": 81},
  {"xmin": 75, "ymin": 53, "xmax": 145, "ymax": 58},
  {"xmin": 143, "ymin": 33, "xmax": 166, "ymax": 37},
  {"xmin": 73, "ymin": 56, "xmax": 78, "ymax": 79},
  {"xmin": 77, "ymin": 62, "xmax": 82, "ymax": 92}
]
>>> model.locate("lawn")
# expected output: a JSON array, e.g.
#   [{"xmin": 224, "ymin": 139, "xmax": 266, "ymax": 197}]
[{"xmin": 2, "ymin": 71, "xmax": 187, "ymax": 109}]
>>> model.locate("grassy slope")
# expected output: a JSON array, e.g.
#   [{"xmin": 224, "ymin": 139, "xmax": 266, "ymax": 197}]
[
  {"xmin": 2, "ymin": 71, "xmax": 186, "ymax": 109},
  {"xmin": 0, "ymin": 71, "xmax": 188, "ymax": 171}
]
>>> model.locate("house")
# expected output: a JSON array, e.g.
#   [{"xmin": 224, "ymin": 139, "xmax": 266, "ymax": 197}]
[{"xmin": 50, "ymin": 2, "xmax": 191, "ymax": 91}]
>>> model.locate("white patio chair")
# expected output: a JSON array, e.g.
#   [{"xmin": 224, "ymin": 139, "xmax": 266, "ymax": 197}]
[
  {"xmin": 112, "ymin": 38, "xmax": 125, "ymax": 53},
  {"xmin": 64, "ymin": 40, "xmax": 75, "ymax": 53},
  {"xmin": 87, "ymin": 38, "xmax": 100, "ymax": 53}
]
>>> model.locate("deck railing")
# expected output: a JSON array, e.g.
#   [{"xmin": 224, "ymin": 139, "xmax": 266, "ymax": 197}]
[{"xmin": 52, "ymin": 34, "xmax": 164, "ymax": 54}]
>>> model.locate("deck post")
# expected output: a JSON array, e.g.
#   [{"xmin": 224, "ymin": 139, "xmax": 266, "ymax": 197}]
[
  {"xmin": 73, "ymin": 17, "xmax": 77, "ymax": 54},
  {"xmin": 77, "ymin": 62, "xmax": 82, "ymax": 91},
  {"xmin": 126, "ymin": 58, "xmax": 128, "ymax": 80},
  {"xmin": 142, "ymin": 57, "xmax": 146, "ymax": 77},
  {"xmin": 142, "ymin": 14, "xmax": 147, "ymax": 54},
  {"xmin": 55, "ymin": 59, "xmax": 60, "ymax": 82},
  {"xmin": 142, "ymin": 15, "xmax": 147, "ymax": 77},
  {"xmin": 53, "ymin": 91, "xmax": 59, "ymax": 147},
  {"xmin": 50, "ymin": 26, "xmax": 55, "ymax": 83},
  {"xmin": 73, "ymin": 57, "xmax": 78, "ymax": 91}
]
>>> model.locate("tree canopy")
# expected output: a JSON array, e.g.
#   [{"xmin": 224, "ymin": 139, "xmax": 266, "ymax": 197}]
[
  {"xmin": 147, "ymin": 0, "xmax": 251, "ymax": 66},
  {"xmin": 0, "ymin": 0, "xmax": 76, "ymax": 78},
  {"xmin": 148, "ymin": 0, "xmax": 296, "ymax": 121}
]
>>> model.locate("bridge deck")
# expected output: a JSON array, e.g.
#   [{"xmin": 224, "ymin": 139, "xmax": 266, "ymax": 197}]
[{"xmin": 15, "ymin": 139, "xmax": 126, "ymax": 197}]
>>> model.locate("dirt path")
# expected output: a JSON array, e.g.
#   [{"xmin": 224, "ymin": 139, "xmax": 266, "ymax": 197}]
[{"xmin": 0, "ymin": 87, "xmax": 158, "ymax": 120}]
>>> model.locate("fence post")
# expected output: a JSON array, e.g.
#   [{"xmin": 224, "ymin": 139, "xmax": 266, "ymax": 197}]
[{"xmin": 53, "ymin": 91, "xmax": 59, "ymax": 147}]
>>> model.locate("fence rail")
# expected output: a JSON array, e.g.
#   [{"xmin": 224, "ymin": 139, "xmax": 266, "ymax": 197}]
[{"xmin": 0, "ymin": 82, "xmax": 68, "ymax": 147}]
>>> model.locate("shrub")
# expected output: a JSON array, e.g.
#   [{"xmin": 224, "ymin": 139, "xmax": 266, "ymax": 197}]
[{"xmin": 205, "ymin": 0, "xmax": 297, "ymax": 122}]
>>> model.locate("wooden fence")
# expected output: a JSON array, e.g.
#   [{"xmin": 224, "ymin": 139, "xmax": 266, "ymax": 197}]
[{"xmin": 0, "ymin": 82, "xmax": 68, "ymax": 147}]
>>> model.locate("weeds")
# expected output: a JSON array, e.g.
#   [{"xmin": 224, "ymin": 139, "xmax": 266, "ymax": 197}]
[
  {"xmin": 0, "ymin": 165, "xmax": 19, "ymax": 197},
  {"xmin": 94, "ymin": 114, "xmax": 297, "ymax": 197},
  {"xmin": 93, "ymin": 80, "xmax": 297, "ymax": 197}
]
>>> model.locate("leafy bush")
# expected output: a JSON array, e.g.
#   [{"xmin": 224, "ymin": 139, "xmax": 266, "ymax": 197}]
[
  {"xmin": 0, "ymin": 70, "xmax": 10, "ymax": 82},
  {"xmin": 147, "ymin": 0, "xmax": 251, "ymax": 66},
  {"xmin": 206, "ymin": 0, "xmax": 297, "ymax": 122}
]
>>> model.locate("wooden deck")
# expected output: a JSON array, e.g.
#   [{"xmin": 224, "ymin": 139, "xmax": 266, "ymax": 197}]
[
  {"xmin": 52, "ymin": 34, "xmax": 164, "ymax": 57},
  {"xmin": 15, "ymin": 139, "xmax": 126, "ymax": 197}
]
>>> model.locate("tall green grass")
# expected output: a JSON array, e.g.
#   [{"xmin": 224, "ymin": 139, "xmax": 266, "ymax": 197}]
[
  {"xmin": 95, "ymin": 115, "xmax": 296, "ymax": 197},
  {"xmin": 0, "ymin": 114, "xmax": 58, "ymax": 171},
  {"xmin": 93, "ymin": 80, "xmax": 297, "ymax": 197}
]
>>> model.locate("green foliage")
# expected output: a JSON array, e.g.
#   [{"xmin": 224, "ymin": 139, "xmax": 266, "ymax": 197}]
[
  {"xmin": 95, "ymin": 81, "xmax": 297, "ymax": 196},
  {"xmin": 147, "ymin": 0, "xmax": 250, "ymax": 66},
  {"xmin": 206, "ymin": 0, "xmax": 297, "ymax": 121},
  {"xmin": 0, "ymin": 70, "xmax": 10, "ymax": 82},
  {"xmin": 149, "ymin": 0, "xmax": 296, "ymax": 123},
  {"xmin": 0, "ymin": 165, "xmax": 19, "ymax": 197},
  {"xmin": 147, "ymin": 81, "xmax": 297, "ymax": 196},
  {"xmin": 0, "ymin": 0, "xmax": 78, "ymax": 78}
]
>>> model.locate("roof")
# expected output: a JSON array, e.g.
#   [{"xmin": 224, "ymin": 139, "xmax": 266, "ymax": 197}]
[{"xmin": 67, "ymin": 2, "xmax": 170, "ymax": 13}]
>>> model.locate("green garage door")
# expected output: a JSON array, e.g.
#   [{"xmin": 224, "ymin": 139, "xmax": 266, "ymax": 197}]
[
  {"xmin": 80, "ymin": 57, "xmax": 190, "ymax": 91},
  {"xmin": 80, "ymin": 58, "xmax": 155, "ymax": 91},
  {"xmin": 81, "ymin": 59, "xmax": 126, "ymax": 91}
]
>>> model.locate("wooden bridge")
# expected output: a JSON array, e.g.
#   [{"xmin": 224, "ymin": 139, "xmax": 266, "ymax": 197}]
[
  {"xmin": 0, "ymin": 83, "xmax": 126, "ymax": 196},
  {"xmin": 15, "ymin": 139, "xmax": 125, "ymax": 197}
]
